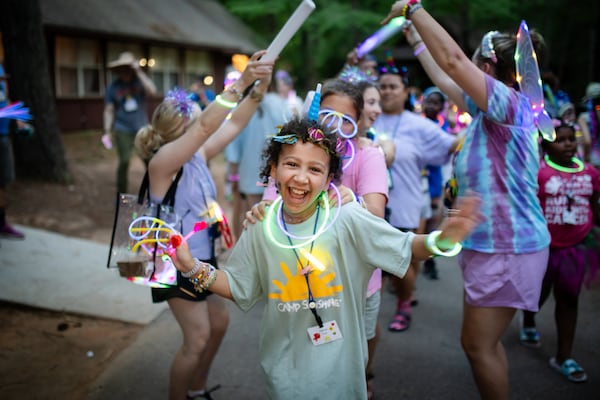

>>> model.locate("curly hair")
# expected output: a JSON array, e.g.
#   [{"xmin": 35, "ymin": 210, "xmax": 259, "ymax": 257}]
[
  {"xmin": 134, "ymin": 100, "xmax": 192, "ymax": 160},
  {"xmin": 259, "ymin": 118, "xmax": 342, "ymax": 186},
  {"xmin": 472, "ymin": 30, "xmax": 546, "ymax": 86}
]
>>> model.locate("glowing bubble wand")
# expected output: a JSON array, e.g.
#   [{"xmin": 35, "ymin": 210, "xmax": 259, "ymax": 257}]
[
  {"xmin": 0, "ymin": 101, "xmax": 32, "ymax": 121},
  {"xmin": 514, "ymin": 20, "xmax": 555, "ymax": 141},
  {"xmin": 263, "ymin": 0, "xmax": 316, "ymax": 62},
  {"xmin": 356, "ymin": 16, "xmax": 406, "ymax": 58}
]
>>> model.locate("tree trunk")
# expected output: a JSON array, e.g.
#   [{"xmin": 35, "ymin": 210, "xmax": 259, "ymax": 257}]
[{"xmin": 0, "ymin": 0, "xmax": 71, "ymax": 182}]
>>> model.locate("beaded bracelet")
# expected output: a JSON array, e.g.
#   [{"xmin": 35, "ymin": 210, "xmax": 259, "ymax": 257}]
[
  {"xmin": 402, "ymin": 0, "xmax": 421, "ymax": 19},
  {"xmin": 189, "ymin": 263, "xmax": 218, "ymax": 293},
  {"xmin": 407, "ymin": 3, "xmax": 423, "ymax": 18},
  {"xmin": 425, "ymin": 230, "xmax": 462, "ymax": 257},
  {"xmin": 214, "ymin": 94, "xmax": 238, "ymax": 109},
  {"xmin": 181, "ymin": 258, "xmax": 202, "ymax": 278}
]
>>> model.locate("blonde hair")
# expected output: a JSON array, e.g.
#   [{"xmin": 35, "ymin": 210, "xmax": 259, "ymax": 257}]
[{"xmin": 134, "ymin": 100, "xmax": 189, "ymax": 160}]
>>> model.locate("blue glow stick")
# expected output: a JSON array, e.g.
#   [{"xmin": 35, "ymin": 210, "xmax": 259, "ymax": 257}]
[{"xmin": 356, "ymin": 17, "xmax": 406, "ymax": 58}]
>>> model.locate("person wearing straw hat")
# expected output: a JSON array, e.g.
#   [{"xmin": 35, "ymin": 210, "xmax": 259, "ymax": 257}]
[{"xmin": 103, "ymin": 51, "xmax": 157, "ymax": 193}]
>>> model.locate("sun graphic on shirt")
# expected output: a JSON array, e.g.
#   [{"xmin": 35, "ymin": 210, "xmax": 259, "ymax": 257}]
[{"xmin": 268, "ymin": 250, "xmax": 343, "ymax": 302}]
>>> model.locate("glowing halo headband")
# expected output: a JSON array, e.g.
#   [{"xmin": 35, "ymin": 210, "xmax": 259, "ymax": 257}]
[
  {"xmin": 265, "ymin": 192, "xmax": 331, "ymax": 249},
  {"xmin": 275, "ymin": 183, "xmax": 342, "ymax": 241},
  {"xmin": 318, "ymin": 109, "xmax": 358, "ymax": 139},
  {"xmin": 514, "ymin": 20, "xmax": 555, "ymax": 141}
]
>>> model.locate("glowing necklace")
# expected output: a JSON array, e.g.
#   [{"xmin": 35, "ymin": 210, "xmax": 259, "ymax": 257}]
[
  {"xmin": 265, "ymin": 193, "xmax": 330, "ymax": 249},
  {"xmin": 544, "ymin": 155, "xmax": 584, "ymax": 173},
  {"xmin": 276, "ymin": 183, "xmax": 342, "ymax": 240}
]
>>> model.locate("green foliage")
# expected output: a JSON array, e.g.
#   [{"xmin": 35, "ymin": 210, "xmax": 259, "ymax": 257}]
[{"xmin": 222, "ymin": 0, "xmax": 598, "ymax": 100}]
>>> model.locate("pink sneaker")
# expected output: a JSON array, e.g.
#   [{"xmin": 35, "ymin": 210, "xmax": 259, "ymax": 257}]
[{"xmin": 0, "ymin": 224, "xmax": 25, "ymax": 239}]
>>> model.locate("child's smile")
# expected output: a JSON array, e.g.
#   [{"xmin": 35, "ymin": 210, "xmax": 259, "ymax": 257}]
[{"xmin": 271, "ymin": 141, "xmax": 332, "ymax": 224}]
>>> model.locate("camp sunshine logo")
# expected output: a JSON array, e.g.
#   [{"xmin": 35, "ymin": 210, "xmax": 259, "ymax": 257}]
[{"xmin": 268, "ymin": 248, "xmax": 343, "ymax": 313}]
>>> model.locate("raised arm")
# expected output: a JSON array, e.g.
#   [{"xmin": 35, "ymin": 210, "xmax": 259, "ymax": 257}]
[
  {"xmin": 149, "ymin": 50, "xmax": 274, "ymax": 180},
  {"xmin": 131, "ymin": 62, "xmax": 157, "ymax": 97},
  {"xmin": 202, "ymin": 70, "xmax": 273, "ymax": 160},
  {"xmin": 383, "ymin": 1, "xmax": 488, "ymax": 111},
  {"xmin": 403, "ymin": 23, "xmax": 465, "ymax": 111}
]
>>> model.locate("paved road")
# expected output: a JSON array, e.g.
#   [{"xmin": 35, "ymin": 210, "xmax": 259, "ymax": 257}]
[{"xmin": 88, "ymin": 256, "xmax": 600, "ymax": 400}]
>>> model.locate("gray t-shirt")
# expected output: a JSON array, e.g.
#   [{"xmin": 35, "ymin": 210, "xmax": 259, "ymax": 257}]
[{"xmin": 223, "ymin": 202, "xmax": 413, "ymax": 399}]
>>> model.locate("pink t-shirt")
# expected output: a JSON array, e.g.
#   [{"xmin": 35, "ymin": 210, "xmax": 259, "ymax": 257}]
[
  {"xmin": 538, "ymin": 160, "xmax": 600, "ymax": 248},
  {"xmin": 263, "ymin": 139, "xmax": 389, "ymax": 295}
]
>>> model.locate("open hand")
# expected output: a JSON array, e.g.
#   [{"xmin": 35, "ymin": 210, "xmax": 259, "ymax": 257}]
[{"xmin": 239, "ymin": 50, "xmax": 275, "ymax": 88}]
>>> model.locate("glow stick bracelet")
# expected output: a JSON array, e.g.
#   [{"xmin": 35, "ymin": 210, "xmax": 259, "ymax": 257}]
[
  {"xmin": 356, "ymin": 17, "xmax": 406, "ymax": 58},
  {"xmin": 262, "ymin": 0, "xmax": 316, "ymax": 61}
]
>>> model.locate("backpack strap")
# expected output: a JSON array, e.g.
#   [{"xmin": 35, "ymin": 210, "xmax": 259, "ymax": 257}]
[{"xmin": 137, "ymin": 167, "xmax": 184, "ymax": 206}]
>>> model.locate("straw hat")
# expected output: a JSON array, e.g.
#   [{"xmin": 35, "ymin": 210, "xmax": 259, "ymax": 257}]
[
  {"xmin": 582, "ymin": 82, "xmax": 600, "ymax": 101},
  {"xmin": 107, "ymin": 52, "xmax": 137, "ymax": 69}
]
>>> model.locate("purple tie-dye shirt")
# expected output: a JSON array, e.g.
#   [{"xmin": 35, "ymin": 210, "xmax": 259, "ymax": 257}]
[{"xmin": 454, "ymin": 75, "xmax": 550, "ymax": 253}]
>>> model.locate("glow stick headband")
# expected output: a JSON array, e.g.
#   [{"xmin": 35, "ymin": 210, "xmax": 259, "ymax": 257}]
[
  {"xmin": 514, "ymin": 20, "xmax": 555, "ymax": 141},
  {"xmin": 318, "ymin": 109, "xmax": 358, "ymax": 139}
]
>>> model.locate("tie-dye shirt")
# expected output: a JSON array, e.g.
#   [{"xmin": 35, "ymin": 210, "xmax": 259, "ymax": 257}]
[{"xmin": 454, "ymin": 75, "xmax": 550, "ymax": 253}]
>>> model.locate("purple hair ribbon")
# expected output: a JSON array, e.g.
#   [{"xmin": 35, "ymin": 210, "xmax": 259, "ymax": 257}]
[{"xmin": 165, "ymin": 87, "xmax": 194, "ymax": 119}]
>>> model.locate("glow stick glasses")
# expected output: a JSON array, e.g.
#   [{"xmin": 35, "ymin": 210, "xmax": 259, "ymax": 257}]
[{"xmin": 318, "ymin": 109, "xmax": 358, "ymax": 139}]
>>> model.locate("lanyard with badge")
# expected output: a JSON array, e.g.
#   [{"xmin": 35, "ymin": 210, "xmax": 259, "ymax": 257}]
[{"xmin": 281, "ymin": 204, "xmax": 343, "ymax": 346}]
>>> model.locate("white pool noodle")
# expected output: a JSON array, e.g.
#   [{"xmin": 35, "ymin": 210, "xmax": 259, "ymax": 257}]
[{"xmin": 263, "ymin": 0, "xmax": 316, "ymax": 61}]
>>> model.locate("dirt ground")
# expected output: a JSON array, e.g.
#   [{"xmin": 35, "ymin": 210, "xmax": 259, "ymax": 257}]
[{"xmin": 1, "ymin": 130, "xmax": 229, "ymax": 399}]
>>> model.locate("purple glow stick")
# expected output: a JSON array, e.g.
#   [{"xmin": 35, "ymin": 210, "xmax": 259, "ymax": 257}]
[{"xmin": 356, "ymin": 17, "xmax": 406, "ymax": 58}]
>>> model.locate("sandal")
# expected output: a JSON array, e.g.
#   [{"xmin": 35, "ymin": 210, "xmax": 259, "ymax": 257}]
[
  {"xmin": 549, "ymin": 357, "xmax": 588, "ymax": 383},
  {"xmin": 187, "ymin": 384, "xmax": 222, "ymax": 400},
  {"xmin": 519, "ymin": 327, "xmax": 541, "ymax": 348},
  {"xmin": 388, "ymin": 311, "xmax": 410, "ymax": 332}
]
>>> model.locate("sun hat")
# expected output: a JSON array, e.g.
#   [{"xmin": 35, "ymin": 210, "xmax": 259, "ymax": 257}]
[
  {"xmin": 107, "ymin": 52, "xmax": 137, "ymax": 69},
  {"xmin": 582, "ymin": 82, "xmax": 600, "ymax": 101}
]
